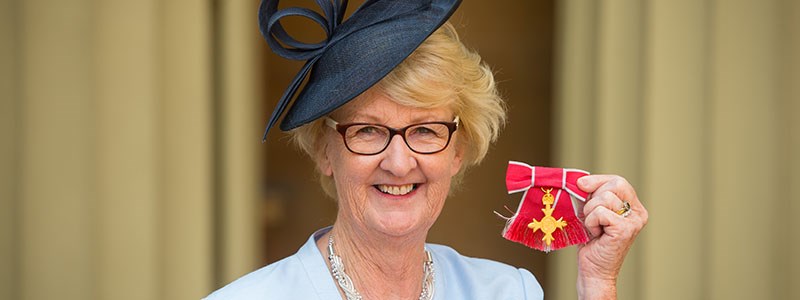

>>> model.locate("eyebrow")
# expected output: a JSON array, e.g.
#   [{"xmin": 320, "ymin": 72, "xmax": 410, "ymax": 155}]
[{"xmin": 346, "ymin": 113, "xmax": 451, "ymax": 124}]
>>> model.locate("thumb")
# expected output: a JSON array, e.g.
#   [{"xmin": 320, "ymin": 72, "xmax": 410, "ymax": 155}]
[{"xmin": 577, "ymin": 175, "xmax": 604, "ymax": 193}]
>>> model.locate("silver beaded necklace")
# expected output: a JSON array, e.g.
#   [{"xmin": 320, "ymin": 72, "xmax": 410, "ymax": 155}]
[{"xmin": 327, "ymin": 235, "xmax": 435, "ymax": 300}]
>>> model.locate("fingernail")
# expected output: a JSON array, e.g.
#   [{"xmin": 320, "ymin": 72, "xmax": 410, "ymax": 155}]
[{"xmin": 578, "ymin": 177, "xmax": 590, "ymax": 186}]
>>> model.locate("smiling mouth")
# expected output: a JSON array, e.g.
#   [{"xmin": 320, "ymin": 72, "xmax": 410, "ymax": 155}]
[{"xmin": 375, "ymin": 184, "xmax": 418, "ymax": 196}]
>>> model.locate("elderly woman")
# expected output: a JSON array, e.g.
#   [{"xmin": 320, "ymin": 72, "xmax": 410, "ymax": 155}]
[{"xmin": 207, "ymin": 0, "xmax": 647, "ymax": 299}]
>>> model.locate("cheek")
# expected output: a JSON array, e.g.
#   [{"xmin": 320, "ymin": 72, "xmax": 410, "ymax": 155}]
[
  {"xmin": 330, "ymin": 162, "xmax": 374, "ymax": 222},
  {"xmin": 425, "ymin": 177, "xmax": 451, "ymax": 204},
  {"xmin": 421, "ymin": 155, "xmax": 457, "ymax": 203},
  {"xmin": 326, "ymin": 136, "xmax": 357, "ymax": 177},
  {"xmin": 328, "ymin": 148, "xmax": 376, "ymax": 203},
  {"xmin": 334, "ymin": 176, "xmax": 369, "ymax": 212},
  {"xmin": 421, "ymin": 173, "xmax": 451, "ymax": 226}
]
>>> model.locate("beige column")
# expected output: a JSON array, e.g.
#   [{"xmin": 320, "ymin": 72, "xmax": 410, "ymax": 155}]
[
  {"xmin": 18, "ymin": 0, "xmax": 97, "ymax": 299},
  {"xmin": 641, "ymin": 1, "xmax": 709, "ymax": 299},
  {"xmin": 93, "ymin": 1, "xmax": 161, "ymax": 299},
  {"xmin": 161, "ymin": 0, "xmax": 214, "ymax": 298},
  {"xmin": 0, "ymin": 0, "xmax": 247, "ymax": 298},
  {"xmin": 0, "ymin": 0, "xmax": 19, "ymax": 299},
  {"xmin": 708, "ymin": 0, "xmax": 782, "ymax": 298},
  {"xmin": 557, "ymin": 0, "xmax": 798, "ymax": 299},
  {"xmin": 789, "ymin": 3, "xmax": 800, "ymax": 300},
  {"xmin": 94, "ymin": 0, "xmax": 215, "ymax": 298},
  {"xmin": 216, "ymin": 0, "xmax": 261, "ymax": 285}
]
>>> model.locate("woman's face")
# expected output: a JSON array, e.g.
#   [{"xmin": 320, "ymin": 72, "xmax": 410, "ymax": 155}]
[{"xmin": 319, "ymin": 89, "xmax": 463, "ymax": 238}]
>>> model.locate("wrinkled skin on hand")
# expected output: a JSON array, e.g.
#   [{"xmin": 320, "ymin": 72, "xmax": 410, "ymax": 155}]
[{"xmin": 575, "ymin": 175, "xmax": 649, "ymax": 299}]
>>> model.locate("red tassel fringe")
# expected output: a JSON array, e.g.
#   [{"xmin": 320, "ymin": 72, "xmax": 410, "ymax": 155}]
[{"xmin": 502, "ymin": 213, "xmax": 590, "ymax": 252}]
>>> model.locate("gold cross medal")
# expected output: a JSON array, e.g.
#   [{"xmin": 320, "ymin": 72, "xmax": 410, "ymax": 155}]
[
  {"xmin": 501, "ymin": 162, "xmax": 592, "ymax": 252},
  {"xmin": 528, "ymin": 188, "xmax": 567, "ymax": 247}
]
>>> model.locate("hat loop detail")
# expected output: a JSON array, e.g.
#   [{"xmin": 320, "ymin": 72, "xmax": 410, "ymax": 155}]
[
  {"xmin": 261, "ymin": 0, "xmax": 348, "ymax": 61},
  {"xmin": 259, "ymin": 0, "xmax": 350, "ymax": 141}
]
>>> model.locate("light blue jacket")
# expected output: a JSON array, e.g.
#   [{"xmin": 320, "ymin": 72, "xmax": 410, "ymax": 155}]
[{"xmin": 205, "ymin": 228, "xmax": 544, "ymax": 299}]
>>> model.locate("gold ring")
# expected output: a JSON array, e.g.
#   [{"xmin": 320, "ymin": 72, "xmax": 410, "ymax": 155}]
[{"xmin": 616, "ymin": 201, "xmax": 631, "ymax": 217}]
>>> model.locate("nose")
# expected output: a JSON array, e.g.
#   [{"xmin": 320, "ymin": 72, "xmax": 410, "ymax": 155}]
[{"xmin": 379, "ymin": 134, "xmax": 418, "ymax": 177}]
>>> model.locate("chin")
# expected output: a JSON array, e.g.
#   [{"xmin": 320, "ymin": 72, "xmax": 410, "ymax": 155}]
[{"xmin": 370, "ymin": 212, "xmax": 429, "ymax": 237}]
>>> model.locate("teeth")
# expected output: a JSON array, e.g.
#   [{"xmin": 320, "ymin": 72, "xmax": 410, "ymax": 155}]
[{"xmin": 377, "ymin": 184, "xmax": 415, "ymax": 196}]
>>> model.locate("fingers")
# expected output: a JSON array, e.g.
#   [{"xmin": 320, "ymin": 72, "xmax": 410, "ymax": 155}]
[
  {"xmin": 583, "ymin": 204, "xmax": 623, "ymax": 238},
  {"xmin": 579, "ymin": 175, "xmax": 636, "ymax": 203},
  {"xmin": 584, "ymin": 201, "xmax": 644, "ymax": 241},
  {"xmin": 579, "ymin": 174, "xmax": 648, "ymax": 222},
  {"xmin": 580, "ymin": 174, "xmax": 648, "ymax": 237},
  {"xmin": 582, "ymin": 190, "xmax": 625, "ymax": 220}
]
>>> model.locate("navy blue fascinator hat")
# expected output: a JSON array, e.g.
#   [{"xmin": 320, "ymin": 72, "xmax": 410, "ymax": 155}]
[{"xmin": 259, "ymin": 0, "xmax": 462, "ymax": 141}]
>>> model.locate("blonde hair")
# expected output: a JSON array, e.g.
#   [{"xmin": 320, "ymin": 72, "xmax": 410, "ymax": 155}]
[{"xmin": 290, "ymin": 22, "xmax": 506, "ymax": 198}]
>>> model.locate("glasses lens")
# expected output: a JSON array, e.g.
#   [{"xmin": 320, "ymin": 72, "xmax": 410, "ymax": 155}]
[
  {"xmin": 344, "ymin": 125, "xmax": 390, "ymax": 154},
  {"xmin": 405, "ymin": 123, "xmax": 451, "ymax": 153}
]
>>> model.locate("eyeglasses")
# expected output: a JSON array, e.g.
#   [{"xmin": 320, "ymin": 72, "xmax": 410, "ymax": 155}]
[{"xmin": 324, "ymin": 116, "xmax": 459, "ymax": 155}]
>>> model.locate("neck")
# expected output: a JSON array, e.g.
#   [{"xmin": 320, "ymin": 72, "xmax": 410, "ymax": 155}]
[{"xmin": 318, "ymin": 220, "xmax": 429, "ymax": 300}]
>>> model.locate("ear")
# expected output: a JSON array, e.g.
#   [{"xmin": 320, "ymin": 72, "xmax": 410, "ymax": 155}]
[
  {"xmin": 317, "ymin": 139, "xmax": 333, "ymax": 177},
  {"xmin": 449, "ymin": 141, "xmax": 465, "ymax": 177}
]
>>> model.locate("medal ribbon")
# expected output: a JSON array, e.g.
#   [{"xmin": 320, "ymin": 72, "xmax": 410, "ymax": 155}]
[{"xmin": 502, "ymin": 161, "xmax": 591, "ymax": 252}]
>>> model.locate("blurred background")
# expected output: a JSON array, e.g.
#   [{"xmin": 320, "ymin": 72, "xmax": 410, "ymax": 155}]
[{"xmin": 0, "ymin": 0, "xmax": 797, "ymax": 299}]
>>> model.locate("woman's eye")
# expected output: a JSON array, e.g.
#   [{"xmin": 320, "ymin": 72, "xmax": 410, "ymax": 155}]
[
  {"xmin": 356, "ymin": 126, "xmax": 379, "ymax": 135},
  {"xmin": 411, "ymin": 126, "xmax": 437, "ymax": 136},
  {"xmin": 350, "ymin": 126, "xmax": 387, "ymax": 140}
]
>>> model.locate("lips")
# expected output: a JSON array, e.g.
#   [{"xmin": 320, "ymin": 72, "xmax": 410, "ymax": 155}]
[{"xmin": 375, "ymin": 184, "xmax": 417, "ymax": 196}]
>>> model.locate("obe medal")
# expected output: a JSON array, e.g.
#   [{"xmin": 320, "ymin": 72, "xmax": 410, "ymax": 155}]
[
  {"xmin": 500, "ymin": 161, "xmax": 592, "ymax": 252},
  {"xmin": 527, "ymin": 188, "xmax": 567, "ymax": 246}
]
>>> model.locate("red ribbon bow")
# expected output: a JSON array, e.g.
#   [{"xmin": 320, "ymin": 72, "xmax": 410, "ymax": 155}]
[{"xmin": 501, "ymin": 161, "xmax": 591, "ymax": 252}]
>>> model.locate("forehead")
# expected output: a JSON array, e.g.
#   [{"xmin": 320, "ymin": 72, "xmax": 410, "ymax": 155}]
[{"xmin": 331, "ymin": 88, "xmax": 453, "ymax": 124}]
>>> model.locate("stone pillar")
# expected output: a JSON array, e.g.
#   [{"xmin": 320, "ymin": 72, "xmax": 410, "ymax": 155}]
[
  {"xmin": 641, "ymin": 0, "xmax": 709, "ymax": 298},
  {"xmin": 18, "ymin": 1, "xmax": 97, "ymax": 299},
  {"xmin": 554, "ymin": 0, "xmax": 798, "ymax": 299},
  {"xmin": 0, "ymin": 0, "xmax": 260, "ymax": 298},
  {"xmin": 216, "ymin": 0, "xmax": 261, "ymax": 286}
]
